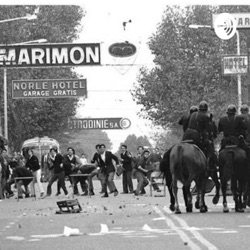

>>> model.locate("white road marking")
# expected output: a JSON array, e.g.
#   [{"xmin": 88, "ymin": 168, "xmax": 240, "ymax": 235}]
[
  {"xmin": 239, "ymin": 225, "xmax": 250, "ymax": 228},
  {"xmin": 163, "ymin": 206, "xmax": 218, "ymax": 250},
  {"xmin": 212, "ymin": 231, "xmax": 238, "ymax": 234},
  {"xmin": 153, "ymin": 206, "xmax": 202, "ymax": 250},
  {"xmin": 31, "ymin": 234, "xmax": 64, "ymax": 238},
  {"xmin": 6, "ymin": 236, "xmax": 25, "ymax": 241}
]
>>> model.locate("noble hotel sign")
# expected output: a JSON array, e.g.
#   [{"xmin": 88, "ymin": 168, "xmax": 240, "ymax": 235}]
[{"xmin": 12, "ymin": 79, "xmax": 87, "ymax": 99}]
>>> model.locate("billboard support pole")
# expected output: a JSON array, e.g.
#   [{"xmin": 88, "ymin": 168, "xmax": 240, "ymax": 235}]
[{"xmin": 236, "ymin": 30, "xmax": 242, "ymax": 114}]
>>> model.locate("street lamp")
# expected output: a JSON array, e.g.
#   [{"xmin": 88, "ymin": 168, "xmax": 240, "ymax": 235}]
[
  {"xmin": 3, "ymin": 38, "xmax": 47, "ymax": 141},
  {"xmin": 0, "ymin": 13, "xmax": 38, "ymax": 140},
  {"xmin": 189, "ymin": 24, "xmax": 242, "ymax": 113}
]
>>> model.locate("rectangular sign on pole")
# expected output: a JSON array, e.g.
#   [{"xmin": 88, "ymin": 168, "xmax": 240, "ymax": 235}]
[
  {"xmin": 0, "ymin": 43, "xmax": 101, "ymax": 68},
  {"xmin": 213, "ymin": 13, "xmax": 250, "ymax": 29},
  {"xmin": 68, "ymin": 118, "xmax": 131, "ymax": 130},
  {"xmin": 221, "ymin": 55, "xmax": 248, "ymax": 75},
  {"xmin": 12, "ymin": 79, "xmax": 87, "ymax": 99}
]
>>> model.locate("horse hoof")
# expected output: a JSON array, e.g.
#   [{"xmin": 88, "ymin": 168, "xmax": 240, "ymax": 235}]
[
  {"xmin": 195, "ymin": 201, "xmax": 200, "ymax": 209},
  {"xmin": 212, "ymin": 195, "xmax": 219, "ymax": 205},
  {"xmin": 200, "ymin": 206, "xmax": 207, "ymax": 213},
  {"xmin": 223, "ymin": 208, "xmax": 229, "ymax": 213},
  {"xmin": 186, "ymin": 204, "xmax": 193, "ymax": 213},
  {"xmin": 169, "ymin": 204, "xmax": 175, "ymax": 212},
  {"xmin": 235, "ymin": 208, "xmax": 244, "ymax": 213}
]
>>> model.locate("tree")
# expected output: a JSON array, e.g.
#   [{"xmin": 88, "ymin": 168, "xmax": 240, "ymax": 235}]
[
  {"xmin": 0, "ymin": 5, "xmax": 85, "ymax": 150},
  {"xmin": 116, "ymin": 134, "xmax": 152, "ymax": 155},
  {"xmin": 131, "ymin": 5, "xmax": 250, "ymax": 136},
  {"xmin": 52, "ymin": 129, "xmax": 112, "ymax": 161}
]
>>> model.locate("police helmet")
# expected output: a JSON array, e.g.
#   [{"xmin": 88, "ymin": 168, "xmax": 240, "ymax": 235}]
[
  {"xmin": 240, "ymin": 104, "xmax": 249, "ymax": 114},
  {"xmin": 226, "ymin": 104, "xmax": 237, "ymax": 115},
  {"xmin": 198, "ymin": 101, "xmax": 208, "ymax": 111},
  {"xmin": 189, "ymin": 106, "xmax": 198, "ymax": 114}
]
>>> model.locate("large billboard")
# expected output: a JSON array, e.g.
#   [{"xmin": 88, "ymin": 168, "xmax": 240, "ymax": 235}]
[
  {"xmin": 12, "ymin": 79, "xmax": 87, "ymax": 99},
  {"xmin": 68, "ymin": 118, "xmax": 131, "ymax": 130},
  {"xmin": 0, "ymin": 43, "xmax": 100, "ymax": 68},
  {"xmin": 213, "ymin": 13, "xmax": 250, "ymax": 29},
  {"xmin": 221, "ymin": 55, "xmax": 248, "ymax": 75}
]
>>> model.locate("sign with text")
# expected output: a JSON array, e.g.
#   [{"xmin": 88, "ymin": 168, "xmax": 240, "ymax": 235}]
[
  {"xmin": 68, "ymin": 118, "xmax": 131, "ymax": 130},
  {"xmin": 12, "ymin": 79, "xmax": 87, "ymax": 99},
  {"xmin": 0, "ymin": 43, "xmax": 101, "ymax": 68},
  {"xmin": 213, "ymin": 13, "xmax": 250, "ymax": 29},
  {"xmin": 221, "ymin": 55, "xmax": 248, "ymax": 75}
]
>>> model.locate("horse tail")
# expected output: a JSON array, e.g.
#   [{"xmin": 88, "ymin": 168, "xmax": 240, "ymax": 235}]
[
  {"xmin": 175, "ymin": 144, "xmax": 184, "ymax": 181},
  {"xmin": 223, "ymin": 151, "xmax": 234, "ymax": 182}
]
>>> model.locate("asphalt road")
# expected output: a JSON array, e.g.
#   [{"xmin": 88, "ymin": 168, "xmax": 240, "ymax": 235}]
[{"xmin": 1, "ymin": 178, "xmax": 250, "ymax": 250}]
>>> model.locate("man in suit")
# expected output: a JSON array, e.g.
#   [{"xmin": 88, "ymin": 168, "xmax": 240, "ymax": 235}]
[
  {"xmin": 26, "ymin": 149, "xmax": 45, "ymax": 198},
  {"xmin": 120, "ymin": 144, "xmax": 133, "ymax": 194},
  {"xmin": 98, "ymin": 144, "xmax": 120, "ymax": 198}
]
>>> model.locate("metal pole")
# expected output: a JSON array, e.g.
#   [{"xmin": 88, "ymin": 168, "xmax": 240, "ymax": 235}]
[
  {"xmin": 236, "ymin": 30, "xmax": 242, "ymax": 114},
  {"xmin": 4, "ymin": 68, "xmax": 8, "ymax": 140}
]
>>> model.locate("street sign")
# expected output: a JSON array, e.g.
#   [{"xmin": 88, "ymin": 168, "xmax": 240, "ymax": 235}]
[
  {"xmin": 12, "ymin": 79, "xmax": 87, "ymax": 99},
  {"xmin": 221, "ymin": 55, "xmax": 248, "ymax": 75},
  {"xmin": 213, "ymin": 13, "xmax": 250, "ymax": 29},
  {"xmin": 0, "ymin": 43, "xmax": 101, "ymax": 68},
  {"xmin": 68, "ymin": 118, "xmax": 131, "ymax": 130}
]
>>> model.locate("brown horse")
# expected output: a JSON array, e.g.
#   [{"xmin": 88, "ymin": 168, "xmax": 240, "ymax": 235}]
[
  {"xmin": 219, "ymin": 146, "xmax": 248, "ymax": 213},
  {"xmin": 169, "ymin": 142, "xmax": 208, "ymax": 214}
]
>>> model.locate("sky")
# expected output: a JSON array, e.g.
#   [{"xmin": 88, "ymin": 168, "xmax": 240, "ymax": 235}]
[{"xmin": 73, "ymin": 0, "xmax": 168, "ymax": 150}]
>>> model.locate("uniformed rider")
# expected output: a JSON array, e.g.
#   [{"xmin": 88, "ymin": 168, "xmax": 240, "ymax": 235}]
[
  {"xmin": 183, "ymin": 101, "xmax": 213, "ymax": 156},
  {"xmin": 240, "ymin": 104, "xmax": 250, "ymax": 144},
  {"xmin": 178, "ymin": 106, "xmax": 198, "ymax": 133},
  {"xmin": 218, "ymin": 104, "xmax": 247, "ymax": 150}
]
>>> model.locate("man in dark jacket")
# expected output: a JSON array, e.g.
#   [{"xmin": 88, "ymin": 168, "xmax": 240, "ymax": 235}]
[
  {"xmin": 98, "ymin": 144, "xmax": 120, "ymax": 198},
  {"xmin": 25, "ymin": 149, "xmax": 44, "ymax": 198},
  {"xmin": 178, "ymin": 106, "xmax": 198, "ymax": 134},
  {"xmin": 120, "ymin": 144, "xmax": 133, "ymax": 194}
]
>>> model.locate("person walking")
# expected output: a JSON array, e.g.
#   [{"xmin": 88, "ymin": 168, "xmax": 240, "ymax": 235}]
[
  {"xmin": 42, "ymin": 148, "xmax": 69, "ymax": 198},
  {"xmin": 120, "ymin": 145, "xmax": 133, "ymax": 194},
  {"xmin": 25, "ymin": 149, "xmax": 45, "ymax": 198},
  {"xmin": 98, "ymin": 144, "xmax": 120, "ymax": 198}
]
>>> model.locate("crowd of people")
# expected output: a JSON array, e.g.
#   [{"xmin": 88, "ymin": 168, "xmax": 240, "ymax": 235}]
[
  {"xmin": 2, "ymin": 100, "xmax": 249, "ymax": 201},
  {"xmin": 0, "ymin": 141, "xmax": 163, "ymax": 201}
]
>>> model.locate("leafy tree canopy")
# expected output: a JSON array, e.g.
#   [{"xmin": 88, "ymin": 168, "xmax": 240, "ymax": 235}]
[
  {"xmin": 0, "ymin": 5, "xmax": 85, "ymax": 151},
  {"xmin": 131, "ymin": 5, "xmax": 250, "ymax": 137}
]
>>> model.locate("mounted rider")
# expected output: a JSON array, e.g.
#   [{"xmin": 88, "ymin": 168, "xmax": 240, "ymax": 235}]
[
  {"xmin": 218, "ymin": 104, "xmax": 247, "ymax": 150},
  {"xmin": 182, "ymin": 101, "xmax": 215, "ymax": 157},
  {"xmin": 240, "ymin": 104, "xmax": 250, "ymax": 144}
]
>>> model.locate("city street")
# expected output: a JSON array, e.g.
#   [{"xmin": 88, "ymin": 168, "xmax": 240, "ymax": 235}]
[{"xmin": 1, "ymin": 179, "xmax": 250, "ymax": 250}]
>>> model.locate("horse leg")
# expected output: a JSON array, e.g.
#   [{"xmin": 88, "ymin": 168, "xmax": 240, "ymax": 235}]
[
  {"xmin": 210, "ymin": 170, "xmax": 220, "ymax": 205},
  {"xmin": 184, "ymin": 185, "xmax": 193, "ymax": 213},
  {"xmin": 172, "ymin": 179, "xmax": 181, "ymax": 214},
  {"xmin": 221, "ymin": 180, "xmax": 229, "ymax": 213},
  {"xmin": 198, "ymin": 176, "xmax": 208, "ymax": 213},
  {"xmin": 167, "ymin": 184, "xmax": 175, "ymax": 212}
]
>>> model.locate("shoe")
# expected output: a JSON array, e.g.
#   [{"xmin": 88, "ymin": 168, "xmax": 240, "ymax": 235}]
[
  {"xmin": 89, "ymin": 191, "xmax": 95, "ymax": 196},
  {"xmin": 109, "ymin": 191, "xmax": 114, "ymax": 194},
  {"xmin": 55, "ymin": 192, "xmax": 61, "ymax": 196},
  {"xmin": 140, "ymin": 190, "xmax": 146, "ymax": 194},
  {"xmin": 65, "ymin": 194, "xmax": 70, "ymax": 198},
  {"xmin": 81, "ymin": 191, "xmax": 88, "ymax": 196},
  {"xmin": 16, "ymin": 196, "xmax": 23, "ymax": 199},
  {"xmin": 101, "ymin": 193, "xmax": 109, "ymax": 198},
  {"xmin": 25, "ymin": 194, "xmax": 30, "ymax": 198},
  {"xmin": 40, "ymin": 192, "xmax": 44, "ymax": 198},
  {"xmin": 133, "ymin": 191, "xmax": 140, "ymax": 196},
  {"xmin": 74, "ymin": 193, "xmax": 80, "ymax": 196},
  {"xmin": 31, "ymin": 194, "xmax": 36, "ymax": 198},
  {"xmin": 156, "ymin": 189, "xmax": 161, "ymax": 193},
  {"xmin": 114, "ymin": 190, "xmax": 118, "ymax": 196},
  {"xmin": 129, "ymin": 191, "xmax": 134, "ymax": 194},
  {"xmin": 99, "ymin": 191, "xmax": 104, "ymax": 194},
  {"xmin": 121, "ymin": 192, "xmax": 128, "ymax": 194}
]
